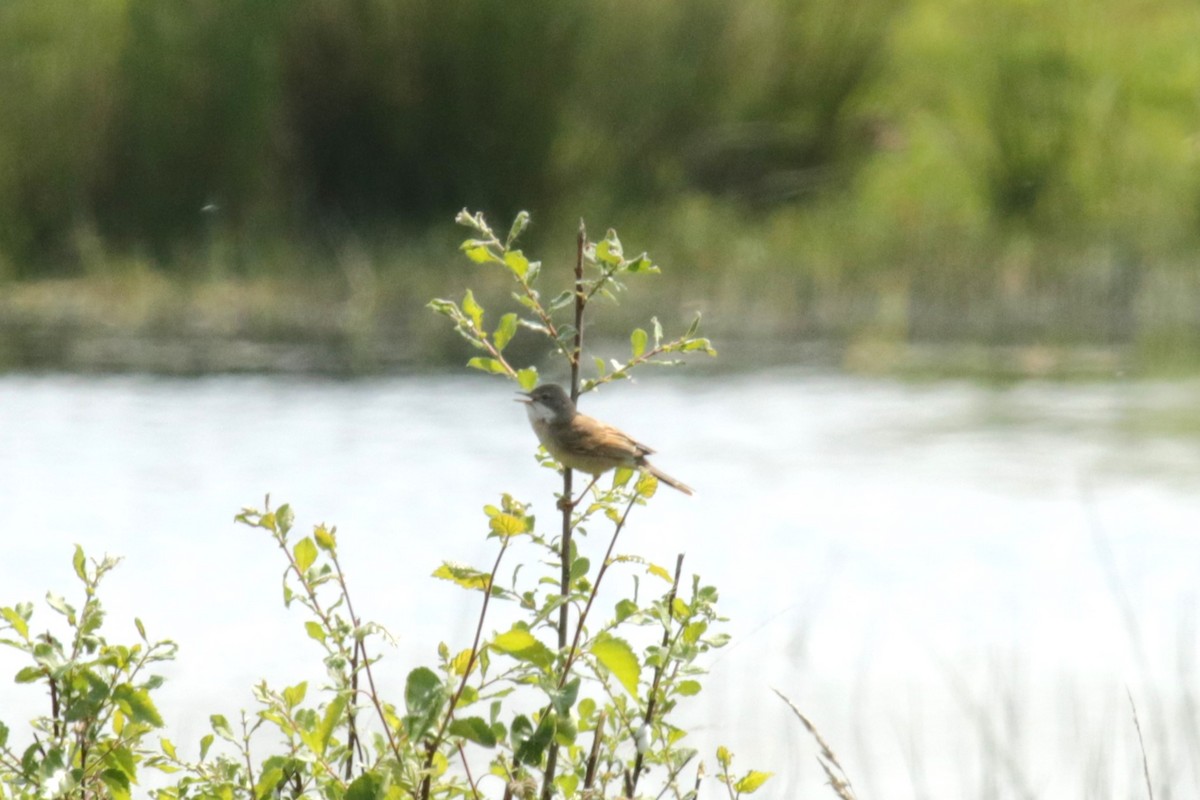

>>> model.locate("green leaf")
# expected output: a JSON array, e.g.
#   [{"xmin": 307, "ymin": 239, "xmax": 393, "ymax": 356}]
[
  {"xmin": 647, "ymin": 562, "xmax": 672, "ymax": 583},
  {"xmin": 461, "ymin": 243, "xmax": 497, "ymax": 265},
  {"xmin": 159, "ymin": 737, "xmax": 176, "ymax": 760},
  {"xmin": 493, "ymin": 313, "xmax": 518, "ymax": 352},
  {"xmin": 550, "ymin": 290, "xmax": 574, "ymax": 311},
  {"xmin": 72, "ymin": 545, "xmax": 87, "ymax": 582},
  {"xmin": 103, "ymin": 744, "xmax": 137, "ymax": 779},
  {"xmin": 210, "ymin": 714, "xmax": 235, "ymax": 742},
  {"xmin": 504, "ymin": 251, "xmax": 531, "ymax": 280},
  {"xmin": 467, "ymin": 357, "xmax": 508, "ymax": 375},
  {"xmin": 199, "ymin": 733, "xmax": 214, "ymax": 761},
  {"xmin": 492, "ymin": 626, "xmax": 554, "ymax": 668},
  {"xmin": 277, "ymin": 504, "xmax": 295, "ymax": 534},
  {"xmin": 254, "ymin": 767, "xmax": 284, "ymax": 800},
  {"xmin": 432, "ymin": 562, "xmax": 491, "ymax": 592},
  {"xmin": 683, "ymin": 620, "xmax": 708, "ymax": 644},
  {"xmin": 345, "ymin": 771, "xmax": 383, "ymax": 800},
  {"xmin": 427, "ymin": 298, "xmax": 458, "ymax": 317},
  {"xmin": 652, "ymin": 317, "xmax": 663, "ymax": 346},
  {"xmin": 46, "ymin": 592, "xmax": 75, "ymax": 621},
  {"xmin": 510, "ymin": 714, "xmax": 532, "ymax": 749},
  {"xmin": 569, "ymin": 557, "xmax": 590, "ymax": 583},
  {"xmin": 305, "ymin": 621, "xmax": 327, "ymax": 642},
  {"xmin": 100, "ymin": 768, "xmax": 131, "ymax": 800},
  {"xmin": 1, "ymin": 607, "xmax": 29, "ymax": 641},
  {"xmin": 282, "ymin": 682, "xmax": 307, "ymax": 709},
  {"xmin": 590, "ymin": 635, "xmax": 640, "ymax": 696},
  {"xmin": 293, "ymin": 537, "xmax": 317, "ymax": 573},
  {"xmin": 554, "ymin": 714, "xmax": 578, "ymax": 746},
  {"xmin": 614, "ymin": 598, "xmax": 637, "ymax": 622},
  {"xmin": 636, "ymin": 472, "xmax": 659, "ymax": 498},
  {"xmin": 489, "ymin": 512, "xmax": 528, "ymax": 538},
  {"xmin": 630, "ymin": 328, "xmax": 647, "ymax": 359},
  {"xmin": 505, "ymin": 211, "xmax": 530, "ymax": 248},
  {"xmin": 672, "ymin": 597, "xmax": 690, "ymax": 621},
  {"xmin": 404, "ymin": 668, "xmax": 443, "ymax": 718},
  {"xmin": 595, "ymin": 230, "xmax": 624, "ymax": 266},
  {"xmin": 558, "ymin": 773, "xmax": 580, "ymax": 796},
  {"xmin": 685, "ymin": 312, "xmax": 702, "ymax": 339},
  {"xmin": 318, "ymin": 695, "xmax": 348, "ymax": 755},
  {"xmin": 676, "ymin": 680, "xmax": 702, "ymax": 696},
  {"xmin": 612, "ymin": 467, "xmax": 634, "ymax": 488},
  {"xmin": 517, "ymin": 367, "xmax": 539, "ymax": 392},
  {"xmin": 463, "ymin": 289, "xmax": 484, "ymax": 330},
  {"xmin": 314, "ymin": 525, "xmax": 337, "ymax": 552},
  {"xmin": 550, "ymin": 677, "xmax": 580, "ymax": 717},
  {"xmin": 449, "ymin": 717, "xmax": 498, "ymax": 747},
  {"xmin": 450, "ymin": 648, "xmax": 474, "ymax": 676},
  {"xmin": 113, "ymin": 684, "xmax": 163, "ymax": 727},
  {"xmin": 717, "ymin": 745, "xmax": 733, "ymax": 770},
  {"xmin": 734, "ymin": 771, "xmax": 774, "ymax": 794},
  {"xmin": 627, "ymin": 254, "xmax": 659, "ymax": 273},
  {"xmin": 515, "ymin": 712, "xmax": 556, "ymax": 766}
]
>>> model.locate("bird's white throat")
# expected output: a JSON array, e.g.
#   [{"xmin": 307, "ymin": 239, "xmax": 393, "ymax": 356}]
[{"xmin": 525, "ymin": 400, "xmax": 557, "ymax": 425}]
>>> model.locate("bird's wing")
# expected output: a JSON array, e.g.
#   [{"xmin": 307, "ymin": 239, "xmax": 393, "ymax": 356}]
[{"xmin": 562, "ymin": 414, "xmax": 654, "ymax": 460}]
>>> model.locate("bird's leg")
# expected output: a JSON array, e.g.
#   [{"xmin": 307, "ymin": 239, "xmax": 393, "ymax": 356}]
[{"xmin": 557, "ymin": 473, "xmax": 602, "ymax": 511}]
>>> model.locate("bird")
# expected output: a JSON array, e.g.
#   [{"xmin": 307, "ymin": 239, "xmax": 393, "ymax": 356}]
[{"xmin": 516, "ymin": 383, "xmax": 694, "ymax": 501}]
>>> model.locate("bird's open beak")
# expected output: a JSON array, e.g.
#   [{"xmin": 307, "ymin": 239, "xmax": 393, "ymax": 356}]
[{"xmin": 514, "ymin": 391, "xmax": 532, "ymax": 404}]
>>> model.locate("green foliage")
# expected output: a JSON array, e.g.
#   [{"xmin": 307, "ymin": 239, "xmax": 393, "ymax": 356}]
[
  {"xmin": 8, "ymin": 0, "xmax": 1196, "ymax": 279},
  {"xmin": 716, "ymin": 746, "xmax": 774, "ymax": 798},
  {"xmin": 431, "ymin": 210, "xmax": 715, "ymax": 397},
  {"xmin": 0, "ymin": 213, "xmax": 762, "ymax": 798},
  {"xmin": 0, "ymin": 546, "xmax": 176, "ymax": 799},
  {"xmin": 3, "ymin": 0, "xmax": 1200, "ymax": 356},
  {"xmin": 421, "ymin": 211, "xmax": 740, "ymax": 797}
]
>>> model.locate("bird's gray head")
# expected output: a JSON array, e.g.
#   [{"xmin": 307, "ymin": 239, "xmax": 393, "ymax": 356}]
[{"xmin": 517, "ymin": 383, "xmax": 576, "ymax": 423}]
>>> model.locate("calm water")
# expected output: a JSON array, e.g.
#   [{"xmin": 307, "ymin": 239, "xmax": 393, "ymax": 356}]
[{"xmin": 2, "ymin": 371, "xmax": 1199, "ymax": 798}]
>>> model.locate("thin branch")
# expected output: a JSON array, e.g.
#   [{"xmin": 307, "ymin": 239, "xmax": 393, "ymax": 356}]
[
  {"xmin": 345, "ymin": 641, "xmax": 360, "ymax": 781},
  {"xmin": 542, "ymin": 221, "xmax": 588, "ymax": 800},
  {"xmin": 329, "ymin": 550, "xmax": 407, "ymax": 770},
  {"xmin": 629, "ymin": 554, "xmax": 686, "ymax": 796},
  {"xmin": 560, "ymin": 491, "xmax": 640, "ymax": 683},
  {"xmin": 421, "ymin": 535, "xmax": 513, "ymax": 799},
  {"xmin": 240, "ymin": 713, "xmax": 258, "ymax": 791},
  {"xmin": 515, "ymin": 277, "xmax": 561, "ymax": 344},
  {"xmin": 583, "ymin": 710, "xmax": 608, "ymax": 791},
  {"xmin": 1128, "ymin": 688, "xmax": 1155, "ymax": 800},
  {"xmin": 458, "ymin": 742, "xmax": 482, "ymax": 800}
]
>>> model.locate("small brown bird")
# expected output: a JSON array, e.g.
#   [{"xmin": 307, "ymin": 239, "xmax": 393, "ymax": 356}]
[{"xmin": 516, "ymin": 383, "xmax": 694, "ymax": 498}]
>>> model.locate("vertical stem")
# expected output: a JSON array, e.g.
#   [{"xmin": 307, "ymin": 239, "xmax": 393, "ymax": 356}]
[
  {"xmin": 560, "ymin": 219, "xmax": 586, "ymax": 647},
  {"xmin": 583, "ymin": 710, "xmax": 607, "ymax": 790},
  {"xmin": 629, "ymin": 554, "xmax": 685, "ymax": 797},
  {"xmin": 544, "ymin": 222, "xmax": 588, "ymax": 800},
  {"xmin": 570, "ymin": 219, "xmax": 586, "ymax": 400}
]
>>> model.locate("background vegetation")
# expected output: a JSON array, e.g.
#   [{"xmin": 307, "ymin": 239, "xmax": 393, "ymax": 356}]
[{"xmin": 1, "ymin": 0, "xmax": 1198, "ymax": 371}]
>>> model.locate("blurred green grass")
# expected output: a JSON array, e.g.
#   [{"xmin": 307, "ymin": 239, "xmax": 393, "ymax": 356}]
[{"xmin": 1, "ymin": 0, "xmax": 1198, "ymax": 374}]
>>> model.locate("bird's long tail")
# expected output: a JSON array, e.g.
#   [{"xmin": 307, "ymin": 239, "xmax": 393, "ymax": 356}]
[{"xmin": 644, "ymin": 461, "xmax": 694, "ymax": 496}]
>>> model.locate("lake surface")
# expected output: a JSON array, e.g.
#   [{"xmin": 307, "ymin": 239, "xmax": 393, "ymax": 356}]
[{"xmin": 2, "ymin": 370, "xmax": 1198, "ymax": 798}]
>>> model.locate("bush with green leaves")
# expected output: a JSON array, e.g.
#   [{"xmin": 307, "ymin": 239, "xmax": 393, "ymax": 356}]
[
  {"xmin": 1, "ymin": 212, "xmax": 772, "ymax": 800},
  {"xmin": 0, "ymin": 549, "xmax": 174, "ymax": 800}
]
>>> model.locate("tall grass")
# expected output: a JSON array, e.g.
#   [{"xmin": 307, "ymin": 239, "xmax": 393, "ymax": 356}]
[{"xmin": 1, "ymin": 0, "xmax": 1199, "ymax": 357}]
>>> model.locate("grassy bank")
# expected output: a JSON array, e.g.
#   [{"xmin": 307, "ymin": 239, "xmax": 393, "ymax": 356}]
[{"xmin": 3, "ymin": 200, "xmax": 1199, "ymax": 378}]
